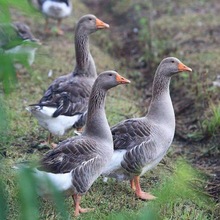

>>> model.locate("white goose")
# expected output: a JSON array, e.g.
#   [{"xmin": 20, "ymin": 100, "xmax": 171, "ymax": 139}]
[{"xmin": 31, "ymin": 0, "xmax": 72, "ymax": 35}]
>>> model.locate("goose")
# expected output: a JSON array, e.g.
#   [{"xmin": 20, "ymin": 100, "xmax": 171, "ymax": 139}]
[
  {"xmin": 18, "ymin": 71, "xmax": 130, "ymax": 216},
  {"xmin": 0, "ymin": 22, "xmax": 41, "ymax": 66},
  {"xmin": 27, "ymin": 14, "xmax": 109, "ymax": 145},
  {"xmin": 33, "ymin": 0, "xmax": 72, "ymax": 35},
  {"xmin": 102, "ymin": 57, "xmax": 192, "ymax": 200}
]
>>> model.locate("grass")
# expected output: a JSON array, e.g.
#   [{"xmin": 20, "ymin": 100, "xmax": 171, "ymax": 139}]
[
  {"xmin": 202, "ymin": 104, "xmax": 220, "ymax": 137},
  {"xmin": 0, "ymin": 0, "xmax": 219, "ymax": 219},
  {"xmin": 0, "ymin": 158, "xmax": 216, "ymax": 219}
]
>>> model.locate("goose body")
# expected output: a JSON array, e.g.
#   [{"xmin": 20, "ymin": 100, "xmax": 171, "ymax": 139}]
[
  {"xmin": 0, "ymin": 22, "xmax": 40, "ymax": 66},
  {"xmin": 34, "ymin": 0, "xmax": 72, "ymax": 35},
  {"xmin": 26, "ymin": 71, "xmax": 130, "ymax": 216},
  {"xmin": 27, "ymin": 14, "xmax": 109, "ymax": 140},
  {"xmin": 41, "ymin": 0, "xmax": 72, "ymax": 19},
  {"xmin": 102, "ymin": 57, "xmax": 192, "ymax": 200}
]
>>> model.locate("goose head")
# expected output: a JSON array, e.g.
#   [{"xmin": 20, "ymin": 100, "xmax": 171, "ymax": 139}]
[
  {"xmin": 158, "ymin": 57, "xmax": 192, "ymax": 77},
  {"xmin": 14, "ymin": 22, "xmax": 41, "ymax": 45},
  {"xmin": 95, "ymin": 70, "xmax": 130, "ymax": 91},
  {"xmin": 77, "ymin": 14, "xmax": 109, "ymax": 35}
]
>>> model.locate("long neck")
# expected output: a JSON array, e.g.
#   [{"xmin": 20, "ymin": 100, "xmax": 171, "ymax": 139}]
[
  {"xmin": 146, "ymin": 68, "xmax": 175, "ymax": 127},
  {"xmin": 73, "ymin": 27, "xmax": 97, "ymax": 78},
  {"xmin": 84, "ymin": 84, "xmax": 112, "ymax": 142}
]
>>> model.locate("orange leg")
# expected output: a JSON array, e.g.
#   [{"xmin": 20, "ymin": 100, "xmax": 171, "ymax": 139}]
[
  {"xmin": 41, "ymin": 133, "xmax": 57, "ymax": 148},
  {"xmin": 44, "ymin": 17, "xmax": 50, "ymax": 34},
  {"xmin": 72, "ymin": 194, "xmax": 94, "ymax": 217},
  {"xmin": 130, "ymin": 179, "xmax": 136, "ymax": 191},
  {"xmin": 133, "ymin": 176, "xmax": 156, "ymax": 200},
  {"xmin": 56, "ymin": 18, "xmax": 64, "ymax": 35},
  {"xmin": 47, "ymin": 132, "xmax": 52, "ymax": 144},
  {"xmin": 48, "ymin": 133, "xmax": 58, "ymax": 148}
]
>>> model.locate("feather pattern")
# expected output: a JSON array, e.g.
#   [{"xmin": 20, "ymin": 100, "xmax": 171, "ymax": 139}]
[
  {"xmin": 39, "ymin": 76, "xmax": 94, "ymax": 117},
  {"xmin": 39, "ymin": 137, "xmax": 106, "ymax": 194}
]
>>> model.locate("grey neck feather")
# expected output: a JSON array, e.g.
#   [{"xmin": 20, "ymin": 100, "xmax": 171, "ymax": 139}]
[
  {"xmin": 84, "ymin": 83, "xmax": 112, "ymax": 143},
  {"xmin": 73, "ymin": 28, "xmax": 97, "ymax": 78},
  {"xmin": 146, "ymin": 66, "xmax": 175, "ymax": 127}
]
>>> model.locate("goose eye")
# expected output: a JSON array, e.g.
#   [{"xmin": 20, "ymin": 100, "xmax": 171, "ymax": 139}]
[
  {"xmin": 89, "ymin": 18, "xmax": 92, "ymax": 21},
  {"xmin": 171, "ymin": 60, "xmax": 175, "ymax": 63},
  {"xmin": 109, "ymin": 73, "xmax": 112, "ymax": 76}
]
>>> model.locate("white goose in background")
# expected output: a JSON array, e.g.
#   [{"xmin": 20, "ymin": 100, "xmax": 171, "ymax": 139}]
[
  {"xmin": 30, "ymin": 0, "xmax": 72, "ymax": 35},
  {"xmin": 102, "ymin": 57, "xmax": 192, "ymax": 200}
]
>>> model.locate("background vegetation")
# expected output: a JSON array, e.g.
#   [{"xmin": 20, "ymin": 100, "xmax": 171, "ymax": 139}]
[{"xmin": 0, "ymin": 0, "xmax": 219, "ymax": 219}]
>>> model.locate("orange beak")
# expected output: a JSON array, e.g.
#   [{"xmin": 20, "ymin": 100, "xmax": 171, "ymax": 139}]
[
  {"xmin": 96, "ymin": 18, "xmax": 110, "ymax": 29},
  {"xmin": 178, "ymin": 62, "xmax": 192, "ymax": 72},
  {"xmin": 116, "ymin": 73, "xmax": 131, "ymax": 84}
]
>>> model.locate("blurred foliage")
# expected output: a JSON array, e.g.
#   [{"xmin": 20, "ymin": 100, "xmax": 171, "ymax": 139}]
[
  {"xmin": 18, "ymin": 167, "xmax": 40, "ymax": 220},
  {"xmin": 0, "ymin": 165, "xmax": 69, "ymax": 220},
  {"xmin": 0, "ymin": 1, "xmax": 35, "ymax": 93},
  {"xmin": 104, "ymin": 160, "xmax": 214, "ymax": 220},
  {"xmin": 0, "ymin": 53, "xmax": 17, "ymax": 93},
  {"xmin": 0, "ymin": 177, "xmax": 8, "ymax": 220},
  {"xmin": 0, "ymin": 159, "xmax": 214, "ymax": 220},
  {"xmin": 0, "ymin": 96, "xmax": 9, "ymax": 140},
  {"xmin": 17, "ymin": 166, "xmax": 69, "ymax": 220},
  {"xmin": 202, "ymin": 104, "xmax": 220, "ymax": 137}
]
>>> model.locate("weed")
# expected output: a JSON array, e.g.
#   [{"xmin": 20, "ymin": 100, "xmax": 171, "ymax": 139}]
[{"xmin": 202, "ymin": 104, "xmax": 220, "ymax": 137}]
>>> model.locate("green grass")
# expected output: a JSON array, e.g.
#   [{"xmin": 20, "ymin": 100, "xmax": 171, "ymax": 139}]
[
  {"xmin": 0, "ymin": 158, "xmax": 216, "ymax": 219},
  {"xmin": 202, "ymin": 104, "xmax": 220, "ymax": 137}
]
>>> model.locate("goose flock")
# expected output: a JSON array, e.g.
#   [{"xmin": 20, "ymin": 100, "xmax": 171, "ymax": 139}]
[{"xmin": 3, "ymin": 0, "xmax": 193, "ymax": 216}]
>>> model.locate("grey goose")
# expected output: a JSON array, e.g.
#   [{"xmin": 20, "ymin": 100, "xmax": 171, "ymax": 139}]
[
  {"xmin": 102, "ymin": 57, "xmax": 192, "ymax": 200},
  {"xmin": 19, "ymin": 71, "xmax": 130, "ymax": 216},
  {"xmin": 27, "ymin": 14, "xmax": 109, "ymax": 145}
]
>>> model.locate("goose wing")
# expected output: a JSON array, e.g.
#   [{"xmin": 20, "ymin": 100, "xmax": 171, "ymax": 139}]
[
  {"xmin": 39, "ymin": 136, "xmax": 102, "ymax": 174},
  {"xmin": 121, "ymin": 136, "xmax": 156, "ymax": 174},
  {"xmin": 37, "ymin": 76, "xmax": 94, "ymax": 117},
  {"xmin": 111, "ymin": 118, "xmax": 151, "ymax": 151}
]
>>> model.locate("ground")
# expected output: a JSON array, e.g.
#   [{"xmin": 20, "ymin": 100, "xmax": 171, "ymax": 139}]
[{"xmin": 0, "ymin": 0, "xmax": 219, "ymax": 219}]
